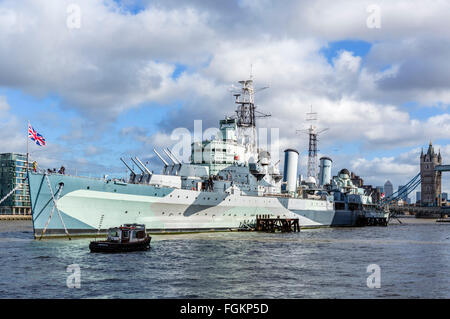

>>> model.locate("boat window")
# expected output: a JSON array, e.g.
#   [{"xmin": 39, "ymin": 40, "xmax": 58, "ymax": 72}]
[
  {"xmin": 122, "ymin": 231, "xmax": 129, "ymax": 238},
  {"xmin": 136, "ymin": 231, "xmax": 146, "ymax": 239},
  {"xmin": 109, "ymin": 230, "xmax": 119, "ymax": 237}
]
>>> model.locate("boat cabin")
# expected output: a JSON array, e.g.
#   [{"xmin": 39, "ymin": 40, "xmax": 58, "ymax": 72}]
[{"xmin": 107, "ymin": 224, "xmax": 148, "ymax": 243}]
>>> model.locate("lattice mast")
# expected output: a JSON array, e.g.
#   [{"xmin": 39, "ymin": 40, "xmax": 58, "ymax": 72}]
[{"xmin": 298, "ymin": 106, "xmax": 328, "ymax": 184}]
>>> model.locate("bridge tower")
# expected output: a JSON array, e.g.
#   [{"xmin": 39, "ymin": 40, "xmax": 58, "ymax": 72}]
[{"xmin": 420, "ymin": 142, "xmax": 442, "ymax": 206}]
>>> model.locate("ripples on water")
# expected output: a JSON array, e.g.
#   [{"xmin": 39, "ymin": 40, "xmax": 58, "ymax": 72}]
[{"xmin": 0, "ymin": 220, "xmax": 449, "ymax": 299}]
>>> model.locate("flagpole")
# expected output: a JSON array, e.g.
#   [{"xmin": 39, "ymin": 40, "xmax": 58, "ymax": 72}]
[
  {"xmin": 26, "ymin": 120, "xmax": 30, "ymax": 174},
  {"xmin": 26, "ymin": 120, "xmax": 29, "ymax": 173}
]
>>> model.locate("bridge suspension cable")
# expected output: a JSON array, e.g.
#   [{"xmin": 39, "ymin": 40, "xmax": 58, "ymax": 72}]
[{"xmin": 382, "ymin": 172, "xmax": 421, "ymax": 205}]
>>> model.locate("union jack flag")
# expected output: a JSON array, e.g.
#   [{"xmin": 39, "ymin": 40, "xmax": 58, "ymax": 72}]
[{"xmin": 28, "ymin": 124, "xmax": 46, "ymax": 146}]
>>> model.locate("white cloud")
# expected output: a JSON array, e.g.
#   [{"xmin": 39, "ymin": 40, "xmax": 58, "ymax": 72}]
[{"xmin": 0, "ymin": 0, "xmax": 449, "ymax": 184}]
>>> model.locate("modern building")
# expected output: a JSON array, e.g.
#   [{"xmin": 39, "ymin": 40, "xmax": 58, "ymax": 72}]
[
  {"xmin": 0, "ymin": 153, "xmax": 31, "ymax": 215},
  {"xmin": 420, "ymin": 142, "xmax": 442, "ymax": 206},
  {"xmin": 384, "ymin": 180, "xmax": 393, "ymax": 199},
  {"xmin": 416, "ymin": 191, "xmax": 421, "ymax": 204},
  {"xmin": 442, "ymin": 192, "xmax": 448, "ymax": 203}
]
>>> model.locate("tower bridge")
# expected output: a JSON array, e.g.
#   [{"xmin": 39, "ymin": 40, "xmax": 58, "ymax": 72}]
[{"xmin": 382, "ymin": 142, "xmax": 449, "ymax": 218}]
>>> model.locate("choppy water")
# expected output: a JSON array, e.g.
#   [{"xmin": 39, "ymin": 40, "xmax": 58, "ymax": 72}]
[{"xmin": 0, "ymin": 220, "xmax": 449, "ymax": 298}]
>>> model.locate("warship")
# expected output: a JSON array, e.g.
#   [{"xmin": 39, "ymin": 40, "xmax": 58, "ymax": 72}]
[{"xmin": 28, "ymin": 78, "xmax": 386, "ymax": 238}]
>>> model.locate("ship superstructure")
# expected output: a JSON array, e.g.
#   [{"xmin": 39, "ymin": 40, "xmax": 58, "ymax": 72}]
[{"xmin": 28, "ymin": 78, "xmax": 379, "ymax": 238}]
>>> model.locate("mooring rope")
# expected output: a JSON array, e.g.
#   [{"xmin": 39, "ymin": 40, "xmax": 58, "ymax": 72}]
[{"xmin": 39, "ymin": 174, "xmax": 71, "ymax": 240}]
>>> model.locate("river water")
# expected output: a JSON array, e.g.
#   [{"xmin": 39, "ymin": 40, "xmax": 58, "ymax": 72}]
[{"xmin": 0, "ymin": 220, "xmax": 448, "ymax": 299}]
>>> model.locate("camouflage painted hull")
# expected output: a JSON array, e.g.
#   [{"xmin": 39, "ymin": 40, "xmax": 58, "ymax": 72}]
[{"xmin": 28, "ymin": 172, "xmax": 352, "ymax": 238}]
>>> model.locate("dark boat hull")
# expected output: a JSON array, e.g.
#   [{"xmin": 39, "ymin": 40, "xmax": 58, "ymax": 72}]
[{"xmin": 89, "ymin": 237, "xmax": 151, "ymax": 253}]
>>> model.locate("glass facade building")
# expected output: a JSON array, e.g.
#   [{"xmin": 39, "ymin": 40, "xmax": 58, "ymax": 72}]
[{"xmin": 0, "ymin": 153, "xmax": 31, "ymax": 215}]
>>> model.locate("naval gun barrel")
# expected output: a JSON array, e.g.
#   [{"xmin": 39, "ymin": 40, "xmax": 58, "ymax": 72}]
[
  {"xmin": 153, "ymin": 149, "xmax": 170, "ymax": 174},
  {"xmin": 120, "ymin": 157, "xmax": 137, "ymax": 176},
  {"xmin": 163, "ymin": 148, "xmax": 182, "ymax": 175},
  {"xmin": 130, "ymin": 157, "xmax": 146, "ymax": 174},
  {"xmin": 166, "ymin": 148, "xmax": 182, "ymax": 165},
  {"xmin": 135, "ymin": 157, "xmax": 152, "ymax": 175},
  {"xmin": 163, "ymin": 148, "xmax": 179, "ymax": 165},
  {"xmin": 153, "ymin": 149, "xmax": 169, "ymax": 167}
]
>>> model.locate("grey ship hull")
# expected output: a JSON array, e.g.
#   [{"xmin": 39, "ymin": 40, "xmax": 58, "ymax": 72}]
[{"xmin": 28, "ymin": 172, "xmax": 360, "ymax": 238}]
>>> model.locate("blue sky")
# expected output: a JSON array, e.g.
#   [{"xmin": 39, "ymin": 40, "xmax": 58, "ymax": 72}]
[{"xmin": 1, "ymin": 0, "xmax": 450, "ymax": 197}]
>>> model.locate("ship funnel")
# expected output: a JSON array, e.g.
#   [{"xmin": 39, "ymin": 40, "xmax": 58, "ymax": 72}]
[
  {"xmin": 318, "ymin": 156, "xmax": 332, "ymax": 186},
  {"xmin": 283, "ymin": 149, "xmax": 299, "ymax": 193}
]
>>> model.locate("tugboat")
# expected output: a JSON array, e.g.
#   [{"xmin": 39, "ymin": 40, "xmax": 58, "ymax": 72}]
[{"xmin": 89, "ymin": 224, "xmax": 151, "ymax": 253}]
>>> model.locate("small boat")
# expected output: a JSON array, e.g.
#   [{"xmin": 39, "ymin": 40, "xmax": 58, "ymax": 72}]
[{"xmin": 89, "ymin": 224, "xmax": 151, "ymax": 253}]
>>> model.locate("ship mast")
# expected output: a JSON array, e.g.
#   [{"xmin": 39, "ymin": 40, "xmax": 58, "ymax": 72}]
[
  {"xmin": 298, "ymin": 106, "xmax": 328, "ymax": 184},
  {"xmin": 233, "ymin": 74, "xmax": 270, "ymax": 159}
]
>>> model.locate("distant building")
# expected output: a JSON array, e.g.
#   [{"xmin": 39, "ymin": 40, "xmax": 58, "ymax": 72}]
[
  {"xmin": 350, "ymin": 172, "xmax": 364, "ymax": 187},
  {"xmin": 0, "ymin": 153, "xmax": 31, "ymax": 215},
  {"xmin": 442, "ymin": 192, "xmax": 448, "ymax": 203},
  {"xmin": 376, "ymin": 186, "xmax": 384, "ymax": 194},
  {"xmin": 420, "ymin": 142, "xmax": 442, "ymax": 206},
  {"xmin": 384, "ymin": 180, "xmax": 393, "ymax": 198},
  {"xmin": 416, "ymin": 191, "xmax": 421, "ymax": 203}
]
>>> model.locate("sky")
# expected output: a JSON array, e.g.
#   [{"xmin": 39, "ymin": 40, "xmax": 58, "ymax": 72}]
[{"xmin": 1, "ymin": 0, "xmax": 450, "ymax": 201}]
